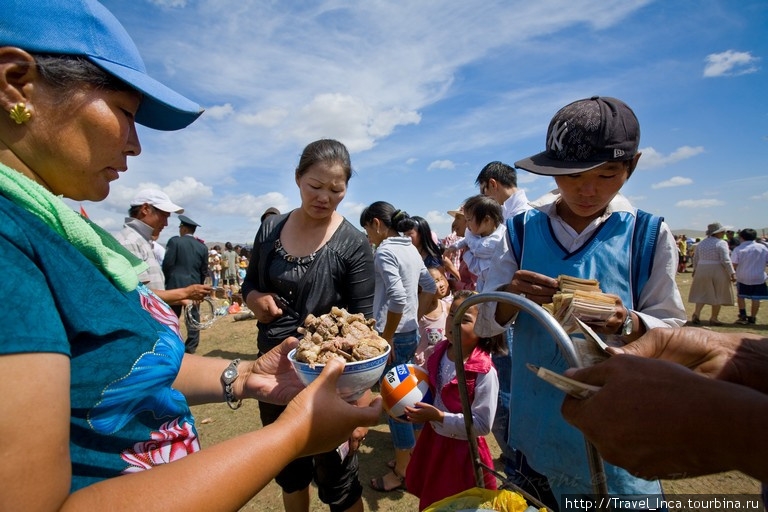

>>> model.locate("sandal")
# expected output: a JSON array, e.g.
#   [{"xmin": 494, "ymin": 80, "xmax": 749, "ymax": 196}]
[
  {"xmin": 710, "ymin": 319, "xmax": 724, "ymax": 326},
  {"xmin": 690, "ymin": 315, "xmax": 701, "ymax": 325},
  {"xmin": 386, "ymin": 459, "xmax": 396, "ymax": 470},
  {"xmin": 370, "ymin": 470, "xmax": 406, "ymax": 492}
]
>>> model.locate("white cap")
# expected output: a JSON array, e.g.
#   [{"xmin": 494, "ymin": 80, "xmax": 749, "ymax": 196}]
[{"xmin": 130, "ymin": 188, "xmax": 184, "ymax": 213}]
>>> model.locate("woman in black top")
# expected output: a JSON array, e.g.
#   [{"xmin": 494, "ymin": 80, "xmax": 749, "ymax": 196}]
[{"xmin": 242, "ymin": 139, "xmax": 374, "ymax": 512}]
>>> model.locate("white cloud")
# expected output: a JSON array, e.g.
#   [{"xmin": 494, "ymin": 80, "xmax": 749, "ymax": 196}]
[
  {"xmin": 103, "ymin": 177, "xmax": 213, "ymax": 215},
  {"xmin": 204, "ymin": 103, "xmax": 234, "ymax": 120},
  {"xmin": 428, "ymin": 160, "xmax": 456, "ymax": 171},
  {"xmin": 342, "ymin": 201, "xmax": 367, "ymax": 218},
  {"xmin": 703, "ymin": 50, "xmax": 760, "ymax": 77},
  {"xmin": 288, "ymin": 93, "xmax": 420, "ymax": 152},
  {"xmin": 238, "ymin": 107, "xmax": 289, "ymax": 127},
  {"xmin": 675, "ymin": 199, "xmax": 726, "ymax": 208},
  {"xmin": 406, "ymin": 158, "xmax": 418, "ymax": 165},
  {"xmin": 652, "ymin": 176, "xmax": 693, "ymax": 189},
  {"xmin": 624, "ymin": 195, "xmax": 647, "ymax": 204},
  {"xmin": 425, "ymin": 210, "xmax": 450, "ymax": 225},
  {"xmin": 517, "ymin": 173, "xmax": 541, "ymax": 184},
  {"xmin": 214, "ymin": 191, "xmax": 290, "ymax": 221},
  {"xmin": 639, "ymin": 146, "xmax": 705, "ymax": 169},
  {"xmin": 750, "ymin": 191, "xmax": 768, "ymax": 200},
  {"xmin": 91, "ymin": 215, "xmax": 121, "ymax": 231},
  {"xmin": 164, "ymin": 177, "xmax": 214, "ymax": 205}
]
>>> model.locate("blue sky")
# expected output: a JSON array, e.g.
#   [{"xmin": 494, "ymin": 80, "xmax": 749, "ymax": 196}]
[{"xmin": 76, "ymin": 0, "xmax": 767, "ymax": 244}]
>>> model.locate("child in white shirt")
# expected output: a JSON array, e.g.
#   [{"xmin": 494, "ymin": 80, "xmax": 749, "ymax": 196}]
[{"xmin": 444, "ymin": 194, "xmax": 505, "ymax": 292}]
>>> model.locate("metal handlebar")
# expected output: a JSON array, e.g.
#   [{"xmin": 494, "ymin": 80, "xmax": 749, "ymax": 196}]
[{"xmin": 451, "ymin": 291, "xmax": 610, "ymax": 511}]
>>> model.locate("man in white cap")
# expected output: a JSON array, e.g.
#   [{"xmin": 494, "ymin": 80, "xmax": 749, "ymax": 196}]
[{"xmin": 115, "ymin": 188, "xmax": 210, "ymax": 305}]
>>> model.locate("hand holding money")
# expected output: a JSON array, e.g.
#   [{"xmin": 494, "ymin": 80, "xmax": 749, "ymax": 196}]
[
  {"xmin": 542, "ymin": 275, "xmax": 626, "ymax": 335},
  {"xmin": 527, "ymin": 363, "xmax": 601, "ymax": 399},
  {"xmin": 506, "ymin": 269, "xmax": 560, "ymax": 305}
]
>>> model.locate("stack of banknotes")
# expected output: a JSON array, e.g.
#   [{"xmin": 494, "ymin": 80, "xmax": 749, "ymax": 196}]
[{"xmin": 541, "ymin": 275, "xmax": 616, "ymax": 332}]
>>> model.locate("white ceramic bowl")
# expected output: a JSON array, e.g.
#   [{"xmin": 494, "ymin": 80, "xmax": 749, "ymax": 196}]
[{"xmin": 288, "ymin": 345, "xmax": 391, "ymax": 401}]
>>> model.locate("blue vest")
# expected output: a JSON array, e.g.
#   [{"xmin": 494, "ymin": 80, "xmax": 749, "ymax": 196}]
[{"xmin": 506, "ymin": 208, "xmax": 663, "ymax": 500}]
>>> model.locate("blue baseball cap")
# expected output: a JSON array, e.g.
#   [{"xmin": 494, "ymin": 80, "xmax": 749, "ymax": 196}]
[{"xmin": 0, "ymin": 0, "xmax": 203, "ymax": 131}]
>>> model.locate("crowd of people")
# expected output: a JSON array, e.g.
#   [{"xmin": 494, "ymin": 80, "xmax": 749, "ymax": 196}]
[
  {"xmin": 677, "ymin": 225, "xmax": 768, "ymax": 327},
  {"xmin": 1, "ymin": 1, "xmax": 766, "ymax": 512}
]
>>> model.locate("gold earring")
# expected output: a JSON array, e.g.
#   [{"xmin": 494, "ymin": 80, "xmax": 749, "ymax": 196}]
[{"xmin": 9, "ymin": 102, "xmax": 32, "ymax": 124}]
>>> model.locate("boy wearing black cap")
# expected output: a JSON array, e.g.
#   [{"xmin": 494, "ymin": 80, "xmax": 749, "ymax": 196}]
[{"xmin": 478, "ymin": 97, "xmax": 686, "ymax": 508}]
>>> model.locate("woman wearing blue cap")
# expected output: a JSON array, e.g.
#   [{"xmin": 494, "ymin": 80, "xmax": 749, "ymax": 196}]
[{"xmin": 0, "ymin": 1, "xmax": 381, "ymax": 510}]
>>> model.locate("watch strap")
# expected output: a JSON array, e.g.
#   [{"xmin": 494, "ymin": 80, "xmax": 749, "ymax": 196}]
[{"xmin": 222, "ymin": 358, "xmax": 242, "ymax": 410}]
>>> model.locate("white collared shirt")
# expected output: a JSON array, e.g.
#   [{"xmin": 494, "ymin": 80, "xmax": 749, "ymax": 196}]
[{"xmin": 502, "ymin": 188, "xmax": 531, "ymax": 220}]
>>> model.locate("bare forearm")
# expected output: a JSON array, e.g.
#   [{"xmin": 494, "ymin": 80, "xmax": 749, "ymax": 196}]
[
  {"xmin": 172, "ymin": 354, "xmax": 231, "ymax": 405},
  {"xmin": 152, "ymin": 287, "xmax": 186, "ymax": 305},
  {"xmin": 63, "ymin": 422, "xmax": 301, "ymax": 512},
  {"xmin": 416, "ymin": 292, "xmax": 435, "ymax": 319},
  {"xmin": 724, "ymin": 386, "xmax": 768, "ymax": 482},
  {"xmin": 381, "ymin": 311, "xmax": 403, "ymax": 342}
]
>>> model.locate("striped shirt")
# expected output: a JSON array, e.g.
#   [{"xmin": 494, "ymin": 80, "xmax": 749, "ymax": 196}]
[{"xmin": 114, "ymin": 217, "xmax": 166, "ymax": 290}]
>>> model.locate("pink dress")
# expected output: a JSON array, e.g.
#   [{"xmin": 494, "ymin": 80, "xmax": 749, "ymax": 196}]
[
  {"xmin": 406, "ymin": 340, "xmax": 497, "ymax": 510},
  {"xmin": 415, "ymin": 300, "xmax": 448, "ymax": 366}
]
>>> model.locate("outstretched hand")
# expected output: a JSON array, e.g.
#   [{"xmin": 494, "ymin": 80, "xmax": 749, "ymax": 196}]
[
  {"xmin": 241, "ymin": 337, "xmax": 304, "ymax": 405},
  {"xmin": 606, "ymin": 327, "xmax": 742, "ymax": 382},
  {"xmin": 561, "ymin": 354, "xmax": 768, "ymax": 480},
  {"xmin": 277, "ymin": 358, "xmax": 382, "ymax": 458}
]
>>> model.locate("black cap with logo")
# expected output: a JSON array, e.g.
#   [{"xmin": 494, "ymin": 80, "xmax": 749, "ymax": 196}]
[{"xmin": 515, "ymin": 96, "xmax": 640, "ymax": 176}]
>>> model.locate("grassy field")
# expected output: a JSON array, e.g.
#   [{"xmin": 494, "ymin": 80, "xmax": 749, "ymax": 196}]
[{"xmin": 189, "ymin": 273, "xmax": 764, "ymax": 511}]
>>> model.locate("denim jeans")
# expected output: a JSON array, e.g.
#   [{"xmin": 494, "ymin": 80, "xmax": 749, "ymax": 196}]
[
  {"xmin": 384, "ymin": 329, "xmax": 419, "ymax": 450},
  {"xmin": 491, "ymin": 326, "xmax": 516, "ymax": 473}
]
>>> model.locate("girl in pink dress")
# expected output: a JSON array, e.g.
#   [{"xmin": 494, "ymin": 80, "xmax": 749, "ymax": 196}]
[
  {"xmin": 415, "ymin": 266, "xmax": 451, "ymax": 366},
  {"xmin": 405, "ymin": 290, "xmax": 503, "ymax": 510}
]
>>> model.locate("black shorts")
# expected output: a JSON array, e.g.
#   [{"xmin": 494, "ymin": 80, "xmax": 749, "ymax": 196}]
[
  {"xmin": 258, "ymin": 400, "xmax": 363, "ymax": 511},
  {"xmin": 737, "ymin": 282, "xmax": 768, "ymax": 300}
]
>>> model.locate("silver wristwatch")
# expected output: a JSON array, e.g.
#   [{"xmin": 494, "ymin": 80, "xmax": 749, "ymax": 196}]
[{"xmin": 221, "ymin": 358, "xmax": 242, "ymax": 410}]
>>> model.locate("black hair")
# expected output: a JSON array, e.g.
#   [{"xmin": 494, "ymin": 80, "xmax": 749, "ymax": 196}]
[
  {"xmin": 450, "ymin": 290, "xmax": 506, "ymax": 355},
  {"xmin": 128, "ymin": 205, "xmax": 142, "ymax": 218},
  {"xmin": 33, "ymin": 53, "xmax": 132, "ymax": 93},
  {"xmin": 225, "ymin": 242, "xmax": 233, "ymax": 250},
  {"xmin": 474, "ymin": 161, "xmax": 517, "ymax": 188},
  {"xmin": 409, "ymin": 216, "xmax": 443, "ymax": 262},
  {"xmin": 739, "ymin": 228, "xmax": 757, "ymax": 241},
  {"xmin": 359, "ymin": 201, "xmax": 415, "ymax": 233},
  {"xmin": 296, "ymin": 139, "xmax": 353, "ymax": 183},
  {"xmin": 462, "ymin": 194, "xmax": 503, "ymax": 228}
]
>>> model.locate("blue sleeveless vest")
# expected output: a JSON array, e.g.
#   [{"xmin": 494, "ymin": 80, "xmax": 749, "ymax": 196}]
[{"xmin": 505, "ymin": 207, "xmax": 664, "ymax": 499}]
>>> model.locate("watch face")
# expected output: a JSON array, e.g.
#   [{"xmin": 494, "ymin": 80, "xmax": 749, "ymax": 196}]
[
  {"xmin": 623, "ymin": 318, "xmax": 633, "ymax": 336},
  {"xmin": 224, "ymin": 369, "xmax": 237, "ymax": 381}
]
